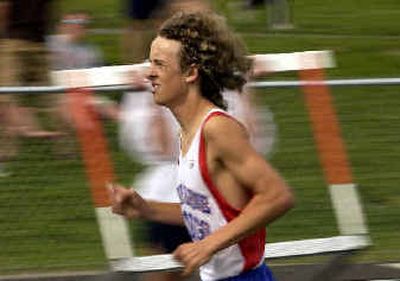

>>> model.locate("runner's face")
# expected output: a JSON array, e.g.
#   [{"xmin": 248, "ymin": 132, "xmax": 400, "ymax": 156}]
[{"xmin": 147, "ymin": 36, "xmax": 187, "ymax": 107}]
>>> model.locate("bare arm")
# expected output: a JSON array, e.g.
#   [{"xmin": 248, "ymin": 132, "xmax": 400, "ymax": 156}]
[
  {"xmin": 206, "ymin": 116, "xmax": 294, "ymax": 247},
  {"xmin": 174, "ymin": 116, "xmax": 294, "ymax": 275},
  {"xmin": 144, "ymin": 200, "xmax": 184, "ymax": 225},
  {"xmin": 108, "ymin": 183, "xmax": 184, "ymax": 225}
]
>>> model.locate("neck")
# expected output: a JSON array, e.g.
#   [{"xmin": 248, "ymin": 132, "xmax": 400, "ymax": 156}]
[{"xmin": 171, "ymin": 95, "xmax": 216, "ymax": 135}]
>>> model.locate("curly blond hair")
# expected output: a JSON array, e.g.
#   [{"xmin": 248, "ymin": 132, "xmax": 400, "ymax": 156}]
[{"xmin": 158, "ymin": 11, "xmax": 251, "ymax": 109}]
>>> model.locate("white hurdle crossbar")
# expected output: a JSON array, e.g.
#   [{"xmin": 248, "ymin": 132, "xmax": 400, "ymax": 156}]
[
  {"xmin": 111, "ymin": 235, "xmax": 370, "ymax": 272},
  {"xmin": 51, "ymin": 51, "xmax": 334, "ymax": 89}
]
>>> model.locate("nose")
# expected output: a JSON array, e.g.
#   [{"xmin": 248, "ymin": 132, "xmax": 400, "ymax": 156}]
[{"xmin": 146, "ymin": 64, "xmax": 156, "ymax": 81}]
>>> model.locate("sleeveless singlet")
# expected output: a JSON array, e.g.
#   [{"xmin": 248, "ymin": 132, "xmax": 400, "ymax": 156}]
[{"xmin": 176, "ymin": 109, "xmax": 266, "ymax": 281}]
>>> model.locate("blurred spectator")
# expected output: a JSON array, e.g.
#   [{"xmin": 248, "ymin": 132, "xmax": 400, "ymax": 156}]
[
  {"xmin": 47, "ymin": 11, "xmax": 103, "ymax": 70},
  {"xmin": 267, "ymin": 0, "xmax": 293, "ymax": 30},
  {"xmin": 0, "ymin": 0, "xmax": 61, "ymax": 176},
  {"xmin": 120, "ymin": 0, "xmax": 167, "ymax": 63},
  {"xmin": 46, "ymin": 11, "xmax": 104, "ymax": 157},
  {"xmin": 245, "ymin": 0, "xmax": 294, "ymax": 29}
]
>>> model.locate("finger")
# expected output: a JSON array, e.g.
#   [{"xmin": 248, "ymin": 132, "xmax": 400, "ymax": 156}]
[
  {"xmin": 106, "ymin": 183, "xmax": 126, "ymax": 213},
  {"xmin": 173, "ymin": 244, "xmax": 186, "ymax": 260},
  {"xmin": 173, "ymin": 246, "xmax": 198, "ymax": 277},
  {"xmin": 113, "ymin": 185, "xmax": 129, "ymax": 204},
  {"xmin": 106, "ymin": 182, "xmax": 115, "ymax": 198},
  {"xmin": 129, "ymin": 189, "xmax": 146, "ymax": 208},
  {"xmin": 107, "ymin": 183, "xmax": 120, "ymax": 211},
  {"xmin": 130, "ymin": 190, "xmax": 141, "ymax": 205},
  {"xmin": 181, "ymin": 256, "xmax": 199, "ymax": 277},
  {"xmin": 181, "ymin": 265, "xmax": 195, "ymax": 277}
]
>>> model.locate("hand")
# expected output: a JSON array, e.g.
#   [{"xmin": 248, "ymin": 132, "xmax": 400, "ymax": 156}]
[
  {"xmin": 173, "ymin": 240, "xmax": 214, "ymax": 277},
  {"xmin": 107, "ymin": 183, "xmax": 150, "ymax": 219}
]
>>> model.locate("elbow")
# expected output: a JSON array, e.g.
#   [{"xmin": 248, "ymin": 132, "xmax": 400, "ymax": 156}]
[
  {"xmin": 274, "ymin": 187, "xmax": 295, "ymax": 216},
  {"xmin": 282, "ymin": 189, "xmax": 295, "ymax": 212}
]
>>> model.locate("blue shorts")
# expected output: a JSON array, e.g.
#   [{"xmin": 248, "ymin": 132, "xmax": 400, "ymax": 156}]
[{"xmin": 218, "ymin": 263, "xmax": 275, "ymax": 281}]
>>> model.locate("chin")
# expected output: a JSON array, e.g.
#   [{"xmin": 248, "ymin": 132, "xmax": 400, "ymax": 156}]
[
  {"xmin": 153, "ymin": 92, "xmax": 175, "ymax": 108},
  {"xmin": 153, "ymin": 96, "xmax": 167, "ymax": 106}
]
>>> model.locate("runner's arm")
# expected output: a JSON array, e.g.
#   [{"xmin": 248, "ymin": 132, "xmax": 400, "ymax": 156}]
[
  {"xmin": 201, "ymin": 116, "xmax": 294, "ymax": 254},
  {"xmin": 109, "ymin": 183, "xmax": 184, "ymax": 225}
]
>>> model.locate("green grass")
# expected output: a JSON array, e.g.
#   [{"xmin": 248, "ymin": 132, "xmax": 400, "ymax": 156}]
[{"xmin": 1, "ymin": 0, "xmax": 400, "ymax": 274}]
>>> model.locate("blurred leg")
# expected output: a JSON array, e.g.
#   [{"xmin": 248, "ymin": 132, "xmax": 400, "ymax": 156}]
[
  {"xmin": 0, "ymin": 39, "xmax": 20, "ymax": 171},
  {"xmin": 140, "ymin": 222, "xmax": 195, "ymax": 281}
]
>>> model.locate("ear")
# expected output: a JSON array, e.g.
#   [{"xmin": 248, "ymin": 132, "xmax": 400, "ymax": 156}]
[{"xmin": 184, "ymin": 64, "xmax": 199, "ymax": 83}]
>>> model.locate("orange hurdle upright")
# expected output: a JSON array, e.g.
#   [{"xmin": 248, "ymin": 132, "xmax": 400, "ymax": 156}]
[
  {"xmin": 299, "ymin": 53, "xmax": 368, "ymax": 235},
  {"xmin": 66, "ymin": 86, "xmax": 133, "ymax": 262}
]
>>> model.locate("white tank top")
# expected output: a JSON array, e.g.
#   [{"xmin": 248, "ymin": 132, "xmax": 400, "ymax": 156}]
[{"xmin": 177, "ymin": 109, "xmax": 266, "ymax": 281}]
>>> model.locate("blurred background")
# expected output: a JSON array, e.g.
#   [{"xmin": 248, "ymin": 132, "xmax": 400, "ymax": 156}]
[{"xmin": 0, "ymin": 0, "xmax": 399, "ymax": 278}]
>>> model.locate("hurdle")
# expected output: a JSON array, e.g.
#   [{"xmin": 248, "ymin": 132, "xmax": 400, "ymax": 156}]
[
  {"xmin": 51, "ymin": 50, "xmax": 371, "ymax": 277},
  {"xmin": 253, "ymin": 50, "xmax": 368, "ymax": 236}
]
